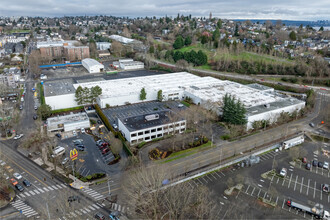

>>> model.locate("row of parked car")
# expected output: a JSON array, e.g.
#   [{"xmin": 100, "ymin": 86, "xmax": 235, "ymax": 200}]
[
  {"xmin": 96, "ymin": 139, "xmax": 110, "ymax": 155},
  {"xmin": 302, "ymin": 157, "xmax": 329, "ymax": 170}
]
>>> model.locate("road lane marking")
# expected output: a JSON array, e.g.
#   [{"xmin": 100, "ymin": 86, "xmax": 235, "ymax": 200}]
[{"xmin": 3, "ymin": 154, "xmax": 48, "ymax": 187}]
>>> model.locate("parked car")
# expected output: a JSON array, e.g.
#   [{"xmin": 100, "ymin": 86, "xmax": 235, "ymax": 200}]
[
  {"xmin": 302, "ymin": 157, "xmax": 307, "ymax": 163},
  {"xmin": 13, "ymin": 173, "xmax": 22, "ymax": 180},
  {"xmin": 10, "ymin": 178, "xmax": 18, "ymax": 186},
  {"xmin": 318, "ymin": 161, "xmax": 324, "ymax": 168},
  {"xmin": 55, "ymin": 133, "xmax": 62, "ymax": 138},
  {"xmin": 322, "ymin": 184, "xmax": 329, "ymax": 193},
  {"xmin": 22, "ymin": 179, "xmax": 31, "ymax": 187},
  {"xmin": 62, "ymin": 157, "xmax": 69, "ymax": 165},
  {"xmin": 102, "ymin": 148, "xmax": 110, "ymax": 154},
  {"xmin": 13, "ymin": 134, "xmax": 24, "ymax": 140},
  {"xmin": 323, "ymin": 162, "xmax": 329, "ymax": 170},
  {"xmin": 34, "ymin": 105, "xmax": 38, "ymax": 110},
  {"xmin": 73, "ymin": 130, "xmax": 77, "ymax": 136},
  {"xmin": 19, "ymin": 105, "xmax": 23, "ymax": 110},
  {"xmin": 94, "ymin": 213, "xmax": 105, "ymax": 220},
  {"xmin": 81, "ymin": 128, "xmax": 85, "ymax": 134},
  {"xmin": 77, "ymin": 145, "xmax": 85, "ymax": 151},
  {"xmin": 280, "ymin": 168, "xmax": 287, "ymax": 177},
  {"xmin": 312, "ymin": 160, "xmax": 318, "ymax": 167},
  {"xmin": 109, "ymin": 211, "xmax": 120, "ymax": 220},
  {"xmin": 33, "ymin": 114, "xmax": 38, "ymax": 120},
  {"xmin": 15, "ymin": 184, "xmax": 24, "ymax": 192},
  {"xmin": 309, "ymin": 122, "xmax": 315, "ymax": 127},
  {"xmin": 305, "ymin": 163, "xmax": 311, "ymax": 170},
  {"xmin": 113, "ymin": 124, "xmax": 118, "ymax": 129},
  {"xmin": 73, "ymin": 139, "xmax": 83, "ymax": 145},
  {"xmin": 97, "ymin": 120, "xmax": 102, "ymax": 124}
]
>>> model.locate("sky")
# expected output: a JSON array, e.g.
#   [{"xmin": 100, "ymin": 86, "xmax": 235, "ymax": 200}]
[{"xmin": 0, "ymin": 0, "xmax": 329, "ymax": 20}]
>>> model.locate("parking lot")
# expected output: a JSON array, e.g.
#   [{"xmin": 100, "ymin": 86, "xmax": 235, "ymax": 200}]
[
  {"xmin": 184, "ymin": 140, "xmax": 330, "ymax": 219},
  {"xmin": 103, "ymin": 101, "xmax": 186, "ymax": 128},
  {"xmin": 59, "ymin": 133, "xmax": 114, "ymax": 177}
]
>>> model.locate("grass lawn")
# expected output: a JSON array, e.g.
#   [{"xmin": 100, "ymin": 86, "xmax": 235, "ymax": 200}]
[{"xmin": 160, "ymin": 141, "xmax": 213, "ymax": 163}]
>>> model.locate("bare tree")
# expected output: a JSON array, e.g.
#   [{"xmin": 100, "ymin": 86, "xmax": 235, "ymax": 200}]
[
  {"xmin": 111, "ymin": 41, "xmax": 123, "ymax": 57},
  {"xmin": 123, "ymin": 164, "xmax": 218, "ymax": 219},
  {"xmin": 29, "ymin": 50, "xmax": 42, "ymax": 77}
]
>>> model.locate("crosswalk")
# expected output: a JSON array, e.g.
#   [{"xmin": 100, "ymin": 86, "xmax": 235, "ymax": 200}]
[
  {"xmin": 58, "ymin": 202, "xmax": 106, "ymax": 219},
  {"xmin": 11, "ymin": 199, "xmax": 39, "ymax": 218},
  {"xmin": 17, "ymin": 183, "xmax": 67, "ymax": 199},
  {"xmin": 81, "ymin": 188, "xmax": 106, "ymax": 201},
  {"xmin": 110, "ymin": 202, "xmax": 128, "ymax": 213}
]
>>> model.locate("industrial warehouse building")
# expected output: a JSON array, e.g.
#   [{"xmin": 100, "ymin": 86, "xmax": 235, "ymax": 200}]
[
  {"xmin": 118, "ymin": 59, "xmax": 144, "ymax": 70},
  {"xmin": 43, "ymin": 72, "xmax": 305, "ymax": 130},
  {"xmin": 47, "ymin": 112, "xmax": 90, "ymax": 132},
  {"xmin": 82, "ymin": 58, "xmax": 104, "ymax": 73}
]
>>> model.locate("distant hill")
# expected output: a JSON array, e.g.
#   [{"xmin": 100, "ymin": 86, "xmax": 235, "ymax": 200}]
[{"xmin": 233, "ymin": 19, "xmax": 330, "ymax": 27}]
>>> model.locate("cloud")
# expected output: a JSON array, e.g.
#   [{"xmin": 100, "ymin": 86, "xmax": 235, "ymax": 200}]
[{"xmin": 0, "ymin": 0, "xmax": 329, "ymax": 20}]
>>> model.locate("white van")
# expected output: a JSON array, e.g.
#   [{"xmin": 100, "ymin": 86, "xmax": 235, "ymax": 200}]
[{"xmin": 51, "ymin": 146, "xmax": 65, "ymax": 158}]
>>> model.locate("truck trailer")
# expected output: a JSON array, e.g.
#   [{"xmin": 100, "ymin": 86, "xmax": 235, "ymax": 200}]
[{"xmin": 287, "ymin": 200, "xmax": 330, "ymax": 219}]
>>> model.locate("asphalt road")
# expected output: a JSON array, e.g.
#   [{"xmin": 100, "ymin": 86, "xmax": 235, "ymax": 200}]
[{"xmin": 0, "ymin": 141, "xmax": 112, "ymax": 219}]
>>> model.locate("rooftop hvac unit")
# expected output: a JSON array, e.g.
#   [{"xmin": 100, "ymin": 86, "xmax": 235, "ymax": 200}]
[{"xmin": 145, "ymin": 114, "xmax": 159, "ymax": 121}]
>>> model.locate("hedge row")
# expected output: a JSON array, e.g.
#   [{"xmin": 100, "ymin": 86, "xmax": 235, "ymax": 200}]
[
  {"xmin": 94, "ymin": 104, "xmax": 133, "ymax": 156},
  {"xmin": 51, "ymin": 106, "xmax": 84, "ymax": 114},
  {"xmin": 39, "ymin": 83, "xmax": 45, "ymax": 105}
]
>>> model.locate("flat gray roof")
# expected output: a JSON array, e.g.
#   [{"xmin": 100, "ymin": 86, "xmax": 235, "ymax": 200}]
[
  {"xmin": 246, "ymin": 83, "xmax": 273, "ymax": 91},
  {"xmin": 246, "ymin": 98, "xmax": 305, "ymax": 116},
  {"xmin": 43, "ymin": 79, "xmax": 75, "ymax": 97},
  {"xmin": 76, "ymin": 77, "xmax": 105, "ymax": 84},
  {"xmin": 120, "ymin": 110, "xmax": 184, "ymax": 132}
]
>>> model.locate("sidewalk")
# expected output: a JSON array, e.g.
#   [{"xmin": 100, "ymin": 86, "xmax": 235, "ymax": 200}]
[{"xmin": 33, "ymin": 157, "xmax": 89, "ymax": 189}]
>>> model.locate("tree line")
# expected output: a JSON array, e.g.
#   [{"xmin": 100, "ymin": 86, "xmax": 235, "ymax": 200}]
[{"xmin": 165, "ymin": 49, "xmax": 208, "ymax": 66}]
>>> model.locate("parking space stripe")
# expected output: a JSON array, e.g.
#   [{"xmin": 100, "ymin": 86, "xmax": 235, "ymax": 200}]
[
  {"xmin": 257, "ymin": 189, "xmax": 261, "ymax": 197},
  {"xmin": 210, "ymin": 173, "xmax": 217, "ymax": 180},
  {"xmin": 245, "ymin": 185, "xmax": 250, "ymax": 193},
  {"xmin": 221, "ymin": 172, "xmax": 225, "ymax": 176},
  {"xmin": 282, "ymin": 199, "xmax": 285, "ymax": 209},
  {"xmin": 300, "ymin": 177, "xmax": 304, "ymax": 193},
  {"xmin": 314, "ymin": 181, "xmax": 316, "ymax": 199},
  {"xmin": 214, "ymin": 172, "xmax": 221, "ymax": 178},
  {"xmin": 288, "ymin": 174, "xmax": 292, "ymax": 188},
  {"xmin": 205, "ymin": 175, "xmax": 213, "ymax": 182},
  {"xmin": 294, "ymin": 176, "xmax": 298, "ymax": 191},
  {"xmin": 275, "ymin": 196, "xmax": 278, "ymax": 205},
  {"xmin": 307, "ymin": 179, "xmax": 310, "ymax": 196},
  {"xmin": 250, "ymin": 187, "xmax": 255, "ymax": 196}
]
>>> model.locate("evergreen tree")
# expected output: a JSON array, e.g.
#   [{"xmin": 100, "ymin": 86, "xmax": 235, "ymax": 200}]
[
  {"xmin": 173, "ymin": 51, "xmax": 184, "ymax": 62},
  {"xmin": 173, "ymin": 36, "xmax": 184, "ymax": 49},
  {"xmin": 157, "ymin": 90, "xmax": 163, "ymax": 101},
  {"xmin": 90, "ymin": 86, "xmax": 102, "ymax": 104},
  {"xmin": 212, "ymin": 28, "xmax": 220, "ymax": 41},
  {"xmin": 184, "ymin": 36, "xmax": 192, "ymax": 46},
  {"xmin": 75, "ymin": 86, "xmax": 84, "ymax": 105},
  {"xmin": 217, "ymin": 19, "xmax": 222, "ymax": 29},
  {"xmin": 37, "ymin": 104, "xmax": 52, "ymax": 120},
  {"xmin": 319, "ymin": 26, "xmax": 324, "ymax": 31},
  {"xmin": 222, "ymin": 94, "xmax": 247, "ymax": 125},
  {"xmin": 289, "ymin": 31, "xmax": 297, "ymax": 41},
  {"xmin": 201, "ymin": 35, "xmax": 208, "ymax": 44},
  {"xmin": 140, "ymin": 88, "xmax": 147, "ymax": 101}
]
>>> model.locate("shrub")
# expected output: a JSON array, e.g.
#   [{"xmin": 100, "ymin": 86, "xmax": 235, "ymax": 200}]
[
  {"xmin": 138, "ymin": 141, "xmax": 146, "ymax": 149},
  {"xmin": 221, "ymin": 134, "xmax": 231, "ymax": 140}
]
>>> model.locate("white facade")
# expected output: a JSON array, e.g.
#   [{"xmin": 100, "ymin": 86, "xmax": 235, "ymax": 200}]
[
  {"xmin": 47, "ymin": 72, "xmax": 305, "ymax": 129},
  {"xmin": 118, "ymin": 117, "xmax": 186, "ymax": 145},
  {"xmin": 47, "ymin": 112, "xmax": 90, "ymax": 132},
  {"xmin": 45, "ymin": 93, "xmax": 77, "ymax": 110},
  {"xmin": 96, "ymin": 42, "xmax": 111, "ymax": 50},
  {"xmin": 119, "ymin": 61, "xmax": 144, "ymax": 70},
  {"xmin": 82, "ymin": 58, "xmax": 104, "ymax": 73}
]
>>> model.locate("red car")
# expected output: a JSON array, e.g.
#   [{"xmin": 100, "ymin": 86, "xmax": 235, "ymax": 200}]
[
  {"xmin": 102, "ymin": 142, "xmax": 109, "ymax": 147},
  {"xmin": 302, "ymin": 157, "xmax": 307, "ymax": 163},
  {"xmin": 102, "ymin": 148, "xmax": 110, "ymax": 154}
]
